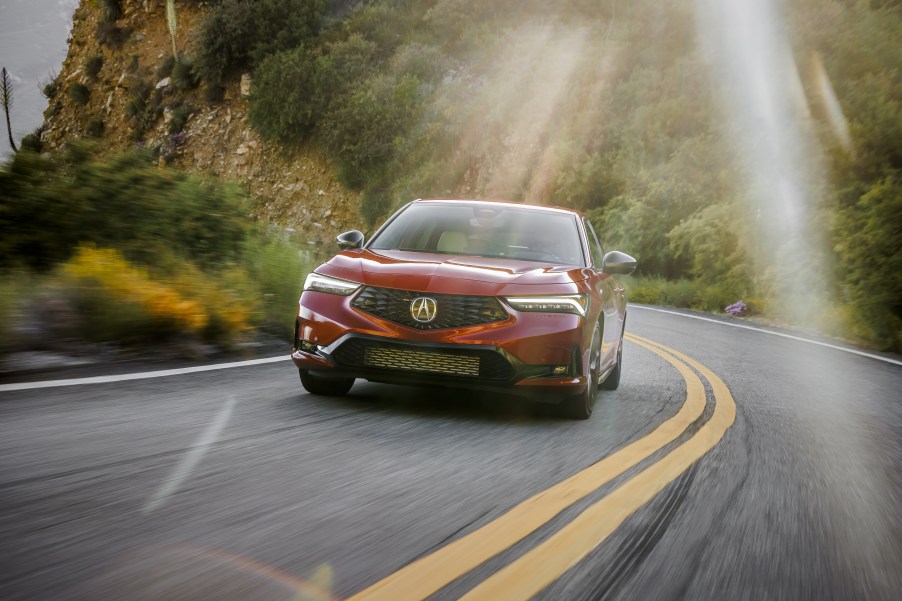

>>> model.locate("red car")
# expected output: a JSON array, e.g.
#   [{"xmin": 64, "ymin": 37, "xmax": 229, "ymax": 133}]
[{"xmin": 291, "ymin": 199, "xmax": 636, "ymax": 418}]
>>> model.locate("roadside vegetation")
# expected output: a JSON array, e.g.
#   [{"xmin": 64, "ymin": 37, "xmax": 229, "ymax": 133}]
[{"xmin": 0, "ymin": 144, "xmax": 317, "ymax": 357}]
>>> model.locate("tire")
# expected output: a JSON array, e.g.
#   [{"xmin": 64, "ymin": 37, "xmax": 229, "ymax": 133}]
[
  {"xmin": 599, "ymin": 342, "xmax": 622, "ymax": 391},
  {"xmin": 299, "ymin": 369, "xmax": 354, "ymax": 396},
  {"xmin": 559, "ymin": 326, "xmax": 601, "ymax": 419}
]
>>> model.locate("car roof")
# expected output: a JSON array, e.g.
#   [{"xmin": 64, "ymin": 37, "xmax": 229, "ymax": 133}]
[{"xmin": 412, "ymin": 198, "xmax": 584, "ymax": 218}]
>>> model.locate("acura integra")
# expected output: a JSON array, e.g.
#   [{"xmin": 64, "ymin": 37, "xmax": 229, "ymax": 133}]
[{"xmin": 291, "ymin": 199, "xmax": 636, "ymax": 418}]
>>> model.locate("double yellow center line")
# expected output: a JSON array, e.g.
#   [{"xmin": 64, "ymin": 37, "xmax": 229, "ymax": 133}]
[{"xmin": 349, "ymin": 334, "xmax": 736, "ymax": 601}]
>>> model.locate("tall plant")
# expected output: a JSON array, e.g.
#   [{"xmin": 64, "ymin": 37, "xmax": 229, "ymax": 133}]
[
  {"xmin": 1, "ymin": 67, "xmax": 17, "ymax": 153},
  {"xmin": 166, "ymin": 0, "xmax": 179, "ymax": 60}
]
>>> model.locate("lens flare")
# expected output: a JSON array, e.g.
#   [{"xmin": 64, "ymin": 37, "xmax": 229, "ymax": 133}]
[{"xmin": 693, "ymin": 0, "xmax": 831, "ymax": 326}]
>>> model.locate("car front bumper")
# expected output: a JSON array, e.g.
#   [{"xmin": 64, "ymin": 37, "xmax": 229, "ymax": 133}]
[{"xmin": 291, "ymin": 290, "xmax": 592, "ymax": 396}]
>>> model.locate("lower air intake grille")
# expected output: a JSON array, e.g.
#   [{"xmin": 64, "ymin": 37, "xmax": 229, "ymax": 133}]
[
  {"xmin": 365, "ymin": 346, "xmax": 479, "ymax": 377},
  {"xmin": 331, "ymin": 338, "xmax": 513, "ymax": 382}
]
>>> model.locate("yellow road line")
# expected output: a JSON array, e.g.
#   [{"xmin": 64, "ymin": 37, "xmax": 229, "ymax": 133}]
[
  {"xmin": 459, "ymin": 335, "xmax": 736, "ymax": 600},
  {"xmin": 348, "ymin": 336, "xmax": 706, "ymax": 601}
]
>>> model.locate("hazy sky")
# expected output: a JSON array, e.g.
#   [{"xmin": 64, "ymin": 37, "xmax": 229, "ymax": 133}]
[{"xmin": 0, "ymin": 0, "xmax": 78, "ymax": 158}]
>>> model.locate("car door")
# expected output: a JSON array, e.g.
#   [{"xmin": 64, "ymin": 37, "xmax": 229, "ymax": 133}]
[{"xmin": 584, "ymin": 218, "xmax": 620, "ymax": 369}]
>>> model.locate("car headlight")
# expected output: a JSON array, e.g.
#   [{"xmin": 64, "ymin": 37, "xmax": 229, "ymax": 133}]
[
  {"xmin": 503, "ymin": 294, "xmax": 588, "ymax": 317},
  {"xmin": 303, "ymin": 273, "xmax": 361, "ymax": 296}
]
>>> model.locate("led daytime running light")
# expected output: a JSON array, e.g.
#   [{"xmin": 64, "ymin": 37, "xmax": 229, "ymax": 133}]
[
  {"xmin": 504, "ymin": 295, "xmax": 587, "ymax": 317},
  {"xmin": 303, "ymin": 273, "xmax": 361, "ymax": 296}
]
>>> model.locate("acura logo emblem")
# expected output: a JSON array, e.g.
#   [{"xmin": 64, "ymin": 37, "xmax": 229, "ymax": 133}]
[{"xmin": 410, "ymin": 297, "xmax": 438, "ymax": 323}]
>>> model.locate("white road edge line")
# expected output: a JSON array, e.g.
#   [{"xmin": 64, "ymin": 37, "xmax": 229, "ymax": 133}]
[
  {"xmin": 0, "ymin": 355, "xmax": 290, "ymax": 392},
  {"xmin": 632, "ymin": 305, "xmax": 902, "ymax": 366}
]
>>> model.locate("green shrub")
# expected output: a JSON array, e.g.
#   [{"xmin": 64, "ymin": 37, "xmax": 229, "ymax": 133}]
[
  {"xmin": 359, "ymin": 182, "xmax": 394, "ymax": 226},
  {"xmin": 204, "ymin": 82, "xmax": 225, "ymax": 103},
  {"xmin": 312, "ymin": 34, "xmax": 378, "ymax": 111},
  {"xmin": 156, "ymin": 55, "xmax": 176, "ymax": 79},
  {"xmin": 125, "ymin": 80, "xmax": 162, "ymax": 139},
  {"xmin": 834, "ymin": 174, "xmax": 902, "ymax": 352},
  {"xmin": 85, "ymin": 54, "xmax": 104, "ymax": 78},
  {"xmin": 100, "ymin": 0, "xmax": 123, "ymax": 23},
  {"xmin": 68, "ymin": 82, "xmax": 90, "ymax": 106},
  {"xmin": 249, "ymin": 47, "xmax": 317, "ymax": 143},
  {"xmin": 86, "ymin": 116, "xmax": 104, "ymax": 138},
  {"xmin": 125, "ymin": 79, "xmax": 151, "ymax": 118},
  {"xmin": 20, "ymin": 127, "xmax": 43, "ymax": 153},
  {"xmin": 0, "ymin": 146, "xmax": 252, "ymax": 272},
  {"xmin": 171, "ymin": 56, "xmax": 199, "ymax": 90},
  {"xmin": 0, "ymin": 272, "xmax": 34, "ymax": 357},
  {"xmin": 194, "ymin": 0, "xmax": 326, "ymax": 84},
  {"xmin": 319, "ymin": 73, "xmax": 422, "ymax": 188},
  {"xmin": 241, "ymin": 230, "xmax": 317, "ymax": 337},
  {"xmin": 95, "ymin": 22, "xmax": 130, "ymax": 48},
  {"xmin": 42, "ymin": 74, "xmax": 60, "ymax": 99},
  {"xmin": 167, "ymin": 105, "xmax": 191, "ymax": 134}
]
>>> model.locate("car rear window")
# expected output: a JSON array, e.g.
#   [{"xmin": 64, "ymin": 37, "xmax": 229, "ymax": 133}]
[{"xmin": 369, "ymin": 203, "xmax": 586, "ymax": 267}]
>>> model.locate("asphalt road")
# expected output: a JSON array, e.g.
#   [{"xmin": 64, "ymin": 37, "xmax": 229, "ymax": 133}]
[{"xmin": 1, "ymin": 306, "xmax": 900, "ymax": 600}]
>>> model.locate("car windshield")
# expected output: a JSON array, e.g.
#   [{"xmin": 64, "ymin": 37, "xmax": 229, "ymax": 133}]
[{"xmin": 369, "ymin": 202, "xmax": 586, "ymax": 266}]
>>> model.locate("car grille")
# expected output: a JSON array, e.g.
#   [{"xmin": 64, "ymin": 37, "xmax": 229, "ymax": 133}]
[
  {"xmin": 351, "ymin": 286, "xmax": 508, "ymax": 330},
  {"xmin": 331, "ymin": 338, "xmax": 514, "ymax": 382}
]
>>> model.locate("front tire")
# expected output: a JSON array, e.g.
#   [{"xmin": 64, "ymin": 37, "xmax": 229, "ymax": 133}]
[
  {"xmin": 559, "ymin": 326, "xmax": 601, "ymax": 419},
  {"xmin": 299, "ymin": 369, "xmax": 354, "ymax": 396}
]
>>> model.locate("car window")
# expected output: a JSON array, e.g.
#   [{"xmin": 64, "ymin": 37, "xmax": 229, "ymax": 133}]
[
  {"xmin": 584, "ymin": 218, "xmax": 605, "ymax": 268},
  {"xmin": 369, "ymin": 203, "xmax": 587, "ymax": 266}
]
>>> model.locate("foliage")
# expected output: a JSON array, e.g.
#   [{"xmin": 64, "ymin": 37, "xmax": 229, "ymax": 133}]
[
  {"xmin": 172, "ymin": 56, "xmax": 199, "ymax": 90},
  {"xmin": 51, "ymin": 246, "xmax": 256, "ymax": 348},
  {"xmin": 625, "ymin": 276, "xmax": 763, "ymax": 316},
  {"xmin": 241, "ymin": 230, "xmax": 318, "ymax": 336},
  {"xmin": 95, "ymin": 22, "xmax": 130, "ymax": 48},
  {"xmin": 86, "ymin": 115, "xmax": 104, "ymax": 138},
  {"xmin": 100, "ymin": 0, "xmax": 123, "ymax": 24},
  {"xmin": 42, "ymin": 74, "xmax": 60, "ymax": 99},
  {"xmin": 20, "ymin": 128, "xmax": 43, "ymax": 153},
  {"xmin": 0, "ymin": 146, "xmax": 315, "ymax": 351},
  {"xmin": 62, "ymin": 246, "xmax": 208, "ymax": 335},
  {"xmin": 0, "ymin": 272, "xmax": 31, "ymax": 357},
  {"xmin": 319, "ymin": 73, "xmax": 423, "ymax": 190},
  {"xmin": 194, "ymin": 0, "xmax": 326, "ymax": 84},
  {"xmin": 68, "ymin": 82, "xmax": 90, "ymax": 106},
  {"xmin": 248, "ymin": 47, "xmax": 317, "ymax": 143},
  {"xmin": 312, "ymin": 34, "xmax": 379, "ymax": 115},
  {"xmin": 204, "ymin": 82, "xmax": 225, "ymax": 103},
  {"xmin": 85, "ymin": 54, "xmax": 104, "ymax": 79},
  {"xmin": 834, "ymin": 175, "xmax": 902, "ymax": 350},
  {"xmin": 124, "ymin": 78, "xmax": 162, "ymax": 139},
  {"xmin": 167, "ymin": 104, "xmax": 191, "ymax": 134},
  {"xmin": 156, "ymin": 55, "xmax": 176, "ymax": 79},
  {"xmin": 0, "ymin": 145, "xmax": 252, "ymax": 272}
]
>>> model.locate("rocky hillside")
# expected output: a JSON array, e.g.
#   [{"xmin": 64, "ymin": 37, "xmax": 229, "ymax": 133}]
[{"xmin": 40, "ymin": 0, "xmax": 359, "ymax": 242}]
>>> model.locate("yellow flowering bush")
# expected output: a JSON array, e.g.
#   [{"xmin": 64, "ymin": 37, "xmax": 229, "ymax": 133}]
[{"xmin": 62, "ymin": 246, "xmax": 208, "ymax": 333}]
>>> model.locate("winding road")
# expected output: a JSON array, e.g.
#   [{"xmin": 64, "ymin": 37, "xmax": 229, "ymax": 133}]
[{"xmin": 1, "ymin": 306, "xmax": 900, "ymax": 600}]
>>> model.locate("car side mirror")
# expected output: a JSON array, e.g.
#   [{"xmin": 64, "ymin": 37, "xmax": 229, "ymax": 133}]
[
  {"xmin": 336, "ymin": 230, "xmax": 365, "ymax": 250},
  {"xmin": 602, "ymin": 251, "xmax": 637, "ymax": 275}
]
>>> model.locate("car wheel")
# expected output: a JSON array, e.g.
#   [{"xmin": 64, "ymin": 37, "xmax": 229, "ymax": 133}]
[
  {"xmin": 599, "ymin": 342, "xmax": 622, "ymax": 391},
  {"xmin": 559, "ymin": 326, "xmax": 601, "ymax": 420},
  {"xmin": 299, "ymin": 369, "xmax": 354, "ymax": 396}
]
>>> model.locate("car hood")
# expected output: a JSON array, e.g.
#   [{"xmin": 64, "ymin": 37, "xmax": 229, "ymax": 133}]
[{"xmin": 319, "ymin": 249, "xmax": 589, "ymax": 296}]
